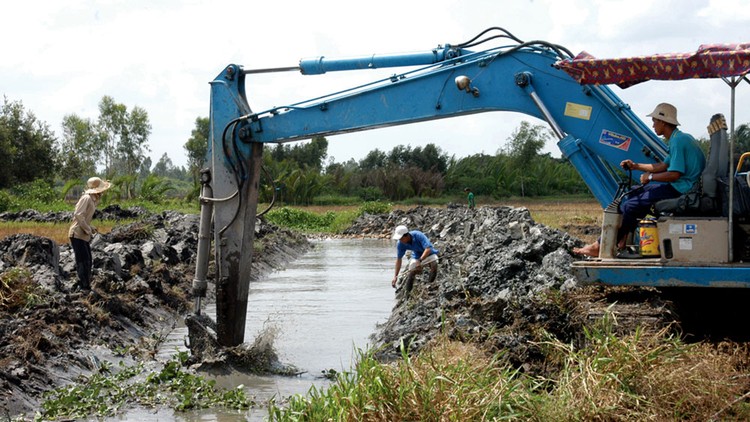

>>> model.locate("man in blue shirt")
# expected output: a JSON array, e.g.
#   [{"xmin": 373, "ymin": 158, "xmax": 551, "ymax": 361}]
[
  {"xmin": 574, "ymin": 103, "xmax": 706, "ymax": 257},
  {"xmin": 391, "ymin": 225, "xmax": 439, "ymax": 296}
]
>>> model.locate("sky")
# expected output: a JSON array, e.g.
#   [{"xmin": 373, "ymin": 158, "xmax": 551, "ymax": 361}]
[{"xmin": 2, "ymin": 0, "xmax": 750, "ymax": 169}]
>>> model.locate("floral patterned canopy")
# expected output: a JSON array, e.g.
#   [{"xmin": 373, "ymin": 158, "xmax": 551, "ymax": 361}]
[{"xmin": 554, "ymin": 43, "xmax": 750, "ymax": 88}]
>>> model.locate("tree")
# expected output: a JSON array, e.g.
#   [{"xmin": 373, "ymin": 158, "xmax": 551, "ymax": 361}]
[
  {"xmin": 359, "ymin": 149, "xmax": 387, "ymax": 170},
  {"xmin": 184, "ymin": 117, "xmax": 209, "ymax": 185},
  {"xmin": 734, "ymin": 123, "xmax": 750, "ymax": 169},
  {"xmin": 505, "ymin": 121, "xmax": 552, "ymax": 196},
  {"xmin": 0, "ymin": 97, "xmax": 58, "ymax": 189},
  {"xmin": 153, "ymin": 153, "xmax": 175, "ymax": 178},
  {"xmin": 58, "ymin": 114, "xmax": 101, "ymax": 181},
  {"xmin": 411, "ymin": 143, "xmax": 449, "ymax": 173},
  {"xmin": 289, "ymin": 136, "xmax": 328, "ymax": 169},
  {"xmin": 97, "ymin": 96, "xmax": 152, "ymax": 198},
  {"xmin": 270, "ymin": 136, "xmax": 329, "ymax": 169},
  {"xmin": 506, "ymin": 121, "xmax": 550, "ymax": 166}
]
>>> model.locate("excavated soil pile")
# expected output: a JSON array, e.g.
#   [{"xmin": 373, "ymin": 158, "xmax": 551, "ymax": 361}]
[
  {"xmin": 346, "ymin": 205, "xmax": 678, "ymax": 369},
  {"xmin": 3, "ymin": 203, "xmax": 747, "ymax": 418},
  {"xmin": 0, "ymin": 208, "xmax": 309, "ymax": 418}
]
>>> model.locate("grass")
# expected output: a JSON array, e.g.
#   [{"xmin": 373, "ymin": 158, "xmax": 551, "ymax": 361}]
[
  {"xmin": 0, "ymin": 196, "xmax": 603, "ymax": 243},
  {"xmin": 0, "ymin": 221, "xmax": 124, "ymax": 245},
  {"xmin": 268, "ymin": 313, "xmax": 750, "ymax": 421}
]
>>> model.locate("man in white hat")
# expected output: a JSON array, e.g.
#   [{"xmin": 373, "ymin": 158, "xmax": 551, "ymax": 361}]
[
  {"xmin": 391, "ymin": 225, "xmax": 439, "ymax": 296},
  {"xmin": 575, "ymin": 103, "xmax": 706, "ymax": 257},
  {"xmin": 68, "ymin": 176, "xmax": 112, "ymax": 291}
]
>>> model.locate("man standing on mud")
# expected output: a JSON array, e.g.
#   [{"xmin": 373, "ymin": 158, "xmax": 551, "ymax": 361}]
[
  {"xmin": 391, "ymin": 225, "xmax": 439, "ymax": 296},
  {"xmin": 464, "ymin": 187, "xmax": 475, "ymax": 210},
  {"xmin": 69, "ymin": 177, "xmax": 111, "ymax": 291}
]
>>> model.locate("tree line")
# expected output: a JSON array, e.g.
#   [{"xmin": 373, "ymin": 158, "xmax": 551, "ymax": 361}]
[{"xmin": 7, "ymin": 94, "xmax": 746, "ymax": 210}]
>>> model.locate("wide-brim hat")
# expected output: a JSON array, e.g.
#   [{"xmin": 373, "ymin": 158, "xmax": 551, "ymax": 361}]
[
  {"xmin": 85, "ymin": 177, "xmax": 112, "ymax": 194},
  {"xmin": 647, "ymin": 103, "xmax": 680, "ymax": 126},
  {"xmin": 392, "ymin": 225, "xmax": 409, "ymax": 240}
]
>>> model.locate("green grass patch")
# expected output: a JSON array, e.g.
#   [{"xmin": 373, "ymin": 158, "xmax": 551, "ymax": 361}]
[
  {"xmin": 265, "ymin": 202, "xmax": 393, "ymax": 233},
  {"xmin": 37, "ymin": 351, "xmax": 254, "ymax": 420}
]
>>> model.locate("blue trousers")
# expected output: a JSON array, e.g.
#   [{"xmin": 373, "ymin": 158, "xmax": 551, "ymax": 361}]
[{"xmin": 617, "ymin": 183, "xmax": 680, "ymax": 241}]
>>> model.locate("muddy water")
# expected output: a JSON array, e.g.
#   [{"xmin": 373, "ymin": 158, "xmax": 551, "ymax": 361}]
[{"xmin": 125, "ymin": 238, "xmax": 395, "ymax": 421}]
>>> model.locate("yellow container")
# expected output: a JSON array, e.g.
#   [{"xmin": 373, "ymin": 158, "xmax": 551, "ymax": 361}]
[{"xmin": 638, "ymin": 219, "xmax": 660, "ymax": 257}]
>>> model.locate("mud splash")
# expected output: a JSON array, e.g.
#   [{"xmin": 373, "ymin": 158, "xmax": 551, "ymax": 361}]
[{"xmin": 184, "ymin": 313, "xmax": 300, "ymax": 376}]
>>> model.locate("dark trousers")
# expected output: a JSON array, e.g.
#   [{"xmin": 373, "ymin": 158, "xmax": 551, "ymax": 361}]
[
  {"xmin": 617, "ymin": 183, "xmax": 680, "ymax": 241},
  {"xmin": 404, "ymin": 262, "xmax": 438, "ymax": 296},
  {"xmin": 70, "ymin": 237, "xmax": 92, "ymax": 290}
]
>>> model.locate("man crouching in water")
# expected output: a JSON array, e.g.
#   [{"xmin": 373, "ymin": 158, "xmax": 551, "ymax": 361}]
[{"xmin": 391, "ymin": 225, "xmax": 439, "ymax": 297}]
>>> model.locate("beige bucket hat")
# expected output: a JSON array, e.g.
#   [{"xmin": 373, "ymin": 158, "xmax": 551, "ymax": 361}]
[
  {"xmin": 647, "ymin": 103, "xmax": 680, "ymax": 126},
  {"xmin": 85, "ymin": 177, "xmax": 112, "ymax": 194}
]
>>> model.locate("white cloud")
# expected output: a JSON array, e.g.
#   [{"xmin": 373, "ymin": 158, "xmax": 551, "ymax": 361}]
[{"xmin": 1, "ymin": 0, "xmax": 749, "ymax": 168}]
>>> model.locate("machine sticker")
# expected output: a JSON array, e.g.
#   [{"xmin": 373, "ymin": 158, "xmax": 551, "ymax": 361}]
[
  {"xmin": 564, "ymin": 102, "xmax": 592, "ymax": 120},
  {"xmin": 684, "ymin": 224, "xmax": 697, "ymax": 234},
  {"xmin": 599, "ymin": 130, "xmax": 631, "ymax": 151},
  {"xmin": 679, "ymin": 237, "xmax": 693, "ymax": 250},
  {"xmin": 669, "ymin": 224, "xmax": 682, "ymax": 234}
]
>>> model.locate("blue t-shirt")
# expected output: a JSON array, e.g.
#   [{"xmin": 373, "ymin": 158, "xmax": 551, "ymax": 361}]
[
  {"xmin": 663, "ymin": 129, "xmax": 706, "ymax": 194},
  {"xmin": 396, "ymin": 230, "xmax": 439, "ymax": 260}
]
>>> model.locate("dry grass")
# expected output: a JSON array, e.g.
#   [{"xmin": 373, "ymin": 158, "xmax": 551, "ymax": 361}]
[
  {"xmin": 535, "ymin": 316, "xmax": 750, "ymax": 422},
  {"xmin": 0, "ymin": 199, "xmax": 603, "ymax": 245},
  {"xmin": 299, "ymin": 198, "xmax": 602, "ymax": 226},
  {"xmin": 0, "ymin": 221, "xmax": 117, "ymax": 244},
  {"xmin": 272, "ymin": 315, "xmax": 750, "ymax": 421}
]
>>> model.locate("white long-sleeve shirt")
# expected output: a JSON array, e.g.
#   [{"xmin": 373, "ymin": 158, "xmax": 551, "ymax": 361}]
[{"xmin": 68, "ymin": 194, "xmax": 98, "ymax": 242}]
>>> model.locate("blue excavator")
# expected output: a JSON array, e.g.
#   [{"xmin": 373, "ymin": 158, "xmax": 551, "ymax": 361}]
[{"xmin": 192, "ymin": 28, "xmax": 750, "ymax": 346}]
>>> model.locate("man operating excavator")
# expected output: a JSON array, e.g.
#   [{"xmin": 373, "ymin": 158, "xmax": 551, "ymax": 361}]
[{"xmin": 574, "ymin": 103, "xmax": 706, "ymax": 257}]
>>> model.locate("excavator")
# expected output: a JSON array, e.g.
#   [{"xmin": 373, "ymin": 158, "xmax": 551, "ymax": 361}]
[{"xmin": 192, "ymin": 28, "xmax": 750, "ymax": 346}]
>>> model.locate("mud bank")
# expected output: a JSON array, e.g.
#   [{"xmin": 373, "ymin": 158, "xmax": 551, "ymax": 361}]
[
  {"xmin": 2, "ymin": 203, "xmax": 739, "ymax": 419},
  {"xmin": 0, "ymin": 208, "xmax": 309, "ymax": 418},
  {"xmin": 345, "ymin": 205, "xmax": 680, "ymax": 368}
]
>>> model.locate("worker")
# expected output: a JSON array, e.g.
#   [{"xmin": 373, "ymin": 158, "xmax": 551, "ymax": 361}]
[
  {"xmin": 574, "ymin": 103, "xmax": 706, "ymax": 257},
  {"xmin": 69, "ymin": 176, "xmax": 111, "ymax": 291},
  {"xmin": 464, "ymin": 187, "xmax": 476, "ymax": 209},
  {"xmin": 391, "ymin": 225, "xmax": 439, "ymax": 296}
]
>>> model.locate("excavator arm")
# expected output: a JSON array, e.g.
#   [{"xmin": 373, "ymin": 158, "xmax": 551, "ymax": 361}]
[
  {"xmin": 197, "ymin": 33, "xmax": 738, "ymax": 347},
  {"xmin": 212, "ymin": 41, "xmax": 666, "ymax": 207}
]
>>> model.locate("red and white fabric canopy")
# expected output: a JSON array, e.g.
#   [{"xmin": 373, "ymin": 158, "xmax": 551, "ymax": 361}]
[{"xmin": 555, "ymin": 43, "xmax": 750, "ymax": 88}]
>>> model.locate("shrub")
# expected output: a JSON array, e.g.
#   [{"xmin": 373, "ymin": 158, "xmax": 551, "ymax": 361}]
[
  {"xmin": 265, "ymin": 207, "xmax": 336, "ymax": 232},
  {"xmin": 0, "ymin": 190, "xmax": 13, "ymax": 213},
  {"xmin": 356, "ymin": 186, "xmax": 384, "ymax": 201},
  {"xmin": 358, "ymin": 201, "xmax": 392, "ymax": 216}
]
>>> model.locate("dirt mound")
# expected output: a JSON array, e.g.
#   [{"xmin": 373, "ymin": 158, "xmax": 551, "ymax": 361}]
[
  {"xmin": 0, "ymin": 210, "xmax": 309, "ymax": 418},
  {"xmin": 347, "ymin": 205, "xmax": 678, "ymax": 371}
]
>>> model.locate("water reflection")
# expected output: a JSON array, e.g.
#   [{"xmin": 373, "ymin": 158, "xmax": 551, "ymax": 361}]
[{"xmin": 144, "ymin": 238, "xmax": 394, "ymax": 421}]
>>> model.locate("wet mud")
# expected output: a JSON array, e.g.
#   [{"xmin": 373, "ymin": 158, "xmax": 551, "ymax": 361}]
[
  {"xmin": 0, "ymin": 206, "xmax": 309, "ymax": 418},
  {"xmin": 2, "ymin": 204, "xmax": 749, "ymax": 419}
]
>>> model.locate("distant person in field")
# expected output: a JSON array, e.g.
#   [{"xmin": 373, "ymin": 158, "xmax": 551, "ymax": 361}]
[
  {"xmin": 69, "ymin": 177, "xmax": 111, "ymax": 291},
  {"xmin": 464, "ymin": 187, "xmax": 475, "ymax": 209},
  {"xmin": 391, "ymin": 225, "xmax": 439, "ymax": 297}
]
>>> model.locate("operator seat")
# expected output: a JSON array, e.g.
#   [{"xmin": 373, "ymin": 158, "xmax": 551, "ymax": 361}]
[{"xmin": 654, "ymin": 113, "xmax": 728, "ymax": 216}]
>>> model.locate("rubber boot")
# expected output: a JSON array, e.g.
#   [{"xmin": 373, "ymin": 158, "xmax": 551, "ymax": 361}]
[
  {"xmin": 427, "ymin": 263, "xmax": 438, "ymax": 283},
  {"xmin": 404, "ymin": 273, "xmax": 416, "ymax": 297}
]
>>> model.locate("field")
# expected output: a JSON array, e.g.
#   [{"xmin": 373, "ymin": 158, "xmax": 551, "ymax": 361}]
[{"xmin": 0, "ymin": 198, "xmax": 603, "ymax": 244}]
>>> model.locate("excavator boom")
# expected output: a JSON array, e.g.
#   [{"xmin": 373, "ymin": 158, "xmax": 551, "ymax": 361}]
[{"xmin": 198, "ymin": 31, "xmax": 750, "ymax": 346}]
